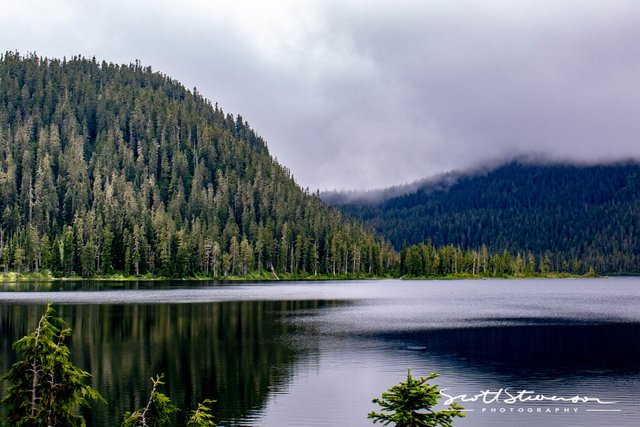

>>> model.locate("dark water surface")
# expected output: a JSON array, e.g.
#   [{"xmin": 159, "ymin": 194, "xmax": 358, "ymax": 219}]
[{"xmin": 1, "ymin": 278, "xmax": 639, "ymax": 426}]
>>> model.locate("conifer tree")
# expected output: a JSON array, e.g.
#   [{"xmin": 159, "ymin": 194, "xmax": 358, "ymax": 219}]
[
  {"xmin": 121, "ymin": 374, "xmax": 177, "ymax": 427},
  {"xmin": 187, "ymin": 399, "xmax": 217, "ymax": 427},
  {"xmin": 368, "ymin": 370, "xmax": 464, "ymax": 427},
  {"xmin": 0, "ymin": 303, "xmax": 105, "ymax": 426}
]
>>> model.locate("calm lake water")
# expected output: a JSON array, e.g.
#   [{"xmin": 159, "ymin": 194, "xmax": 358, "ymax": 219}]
[{"xmin": 1, "ymin": 278, "xmax": 639, "ymax": 426}]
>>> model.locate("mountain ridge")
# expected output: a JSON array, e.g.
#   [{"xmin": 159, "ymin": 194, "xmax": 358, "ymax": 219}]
[
  {"xmin": 322, "ymin": 157, "xmax": 640, "ymax": 206},
  {"xmin": 329, "ymin": 161, "xmax": 640, "ymax": 274},
  {"xmin": 0, "ymin": 52, "xmax": 397, "ymax": 277}
]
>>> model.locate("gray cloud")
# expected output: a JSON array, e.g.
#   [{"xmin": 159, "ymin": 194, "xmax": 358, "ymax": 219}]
[{"xmin": 1, "ymin": 0, "xmax": 640, "ymax": 190}]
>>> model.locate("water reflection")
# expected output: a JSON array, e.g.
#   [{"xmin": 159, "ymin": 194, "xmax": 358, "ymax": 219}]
[
  {"xmin": 0, "ymin": 280, "xmax": 225, "ymax": 292},
  {"xmin": 1, "ymin": 279, "xmax": 640, "ymax": 426},
  {"xmin": 0, "ymin": 300, "xmax": 343, "ymax": 426},
  {"xmin": 249, "ymin": 325, "xmax": 640, "ymax": 427},
  {"xmin": 375, "ymin": 322, "xmax": 640, "ymax": 378}
]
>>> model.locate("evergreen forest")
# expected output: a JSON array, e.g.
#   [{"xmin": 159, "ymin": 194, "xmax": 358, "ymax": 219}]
[
  {"xmin": 331, "ymin": 162, "xmax": 640, "ymax": 275},
  {"xmin": 0, "ymin": 53, "xmax": 602, "ymax": 279},
  {"xmin": 0, "ymin": 52, "xmax": 397, "ymax": 278}
]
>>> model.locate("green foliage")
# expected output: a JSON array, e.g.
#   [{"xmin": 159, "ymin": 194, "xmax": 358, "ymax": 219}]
[
  {"xmin": 121, "ymin": 374, "xmax": 177, "ymax": 427},
  {"xmin": 0, "ymin": 52, "xmax": 397, "ymax": 279},
  {"xmin": 3, "ymin": 52, "xmax": 612, "ymax": 281},
  {"xmin": 187, "ymin": 399, "xmax": 217, "ymax": 427},
  {"xmin": 336, "ymin": 162, "xmax": 640, "ymax": 275},
  {"xmin": 368, "ymin": 370, "xmax": 464, "ymax": 427},
  {"xmin": 0, "ymin": 303, "xmax": 105, "ymax": 426},
  {"xmin": 398, "ymin": 241, "xmax": 587, "ymax": 277}
]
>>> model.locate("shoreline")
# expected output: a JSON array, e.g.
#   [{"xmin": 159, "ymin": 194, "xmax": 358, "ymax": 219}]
[{"xmin": 0, "ymin": 271, "xmax": 602, "ymax": 283}]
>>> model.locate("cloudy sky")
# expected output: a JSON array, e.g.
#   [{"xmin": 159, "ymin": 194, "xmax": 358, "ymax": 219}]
[{"xmin": 1, "ymin": 0, "xmax": 640, "ymax": 190}]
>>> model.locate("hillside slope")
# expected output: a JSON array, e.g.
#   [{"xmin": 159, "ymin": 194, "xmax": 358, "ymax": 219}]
[
  {"xmin": 0, "ymin": 52, "xmax": 396, "ymax": 277},
  {"xmin": 330, "ymin": 162, "xmax": 640, "ymax": 274}
]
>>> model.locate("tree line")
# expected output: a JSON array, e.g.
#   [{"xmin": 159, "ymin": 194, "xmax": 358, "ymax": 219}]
[
  {"xmin": 336, "ymin": 162, "xmax": 639, "ymax": 275},
  {"xmin": 0, "ymin": 52, "xmax": 398, "ymax": 278},
  {"xmin": 400, "ymin": 242, "xmax": 595, "ymax": 277},
  {"xmin": 0, "ymin": 53, "xmax": 594, "ymax": 279}
]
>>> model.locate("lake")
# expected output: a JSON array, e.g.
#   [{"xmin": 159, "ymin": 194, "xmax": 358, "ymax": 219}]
[{"xmin": 1, "ymin": 278, "xmax": 639, "ymax": 426}]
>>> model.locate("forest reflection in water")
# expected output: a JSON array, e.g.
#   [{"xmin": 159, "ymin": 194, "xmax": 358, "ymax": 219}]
[
  {"xmin": 1, "ymin": 278, "xmax": 640, "ymax": 426},
  {"xmin": 0, "ymin": 299, "xmax": 344, "ymax": 426},
  {"xmin": 373, "ymin": 321, "xmax": 640, "ymax": 377}
]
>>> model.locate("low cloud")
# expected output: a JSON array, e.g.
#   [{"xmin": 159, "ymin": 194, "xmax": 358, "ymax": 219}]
[{"xmin": 1, "ymin": 0, "xmax": 640, "ymax": 190}]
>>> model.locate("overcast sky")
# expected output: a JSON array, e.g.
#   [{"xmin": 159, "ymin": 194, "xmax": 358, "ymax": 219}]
[{"xmin": 2, "ymin": 0, "xmax": 640, "ymax": 190}]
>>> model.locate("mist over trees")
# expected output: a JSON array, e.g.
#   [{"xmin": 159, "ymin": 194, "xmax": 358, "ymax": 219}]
[
  {"xmin": 333, "ymin": 162, "xmax": 640, "ymax": 275},
  {"xmin": 0, "ymin": 53, "xmax": 606, "ymax": 279}
]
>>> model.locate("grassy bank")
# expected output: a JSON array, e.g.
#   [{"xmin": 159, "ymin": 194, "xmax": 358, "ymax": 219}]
[
  {"xmin": 0, "ymin": 270, "xmax": 602, "ymax": 283},
  {"xmin": 0, "ymin": 270, "xmax": 393, "ymax": 282},
  {"xmin": 401, "ymin": 272, "xmax": 597, "ymax": 280}
]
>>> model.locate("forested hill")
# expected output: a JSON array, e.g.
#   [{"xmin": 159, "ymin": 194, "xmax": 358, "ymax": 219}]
[
  {"xmin": 329, "ymin": 162, "xmax": 640, "ymax": 274},
  {"xmin": 0, "ymin": 52, "xmax": 397, "ymax": 277}
]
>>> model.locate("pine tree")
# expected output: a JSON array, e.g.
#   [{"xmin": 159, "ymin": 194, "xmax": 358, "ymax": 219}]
[
  {"xmin": 0, "ymin": 303, "xmax": 105, "ymax": 426},
  {"xmin": 121, "ymin": 374, "xmax": 177, "ymax": 427},
  {"xmin": 187, "ymin": 399, "xmax": 217, "ymax": 427},
  {"xmin": 368, "ymin": 370, "xmax": 464, "ymax": 427}
]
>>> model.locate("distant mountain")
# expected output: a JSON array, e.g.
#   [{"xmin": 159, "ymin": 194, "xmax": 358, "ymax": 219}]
[
  {"xmin": 0, "ymin": 52, "xmax": 396, "ymax": 277},
  {"xmin": 327, "ymin": 161, "xmax": 640, "ymax": 274}
]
